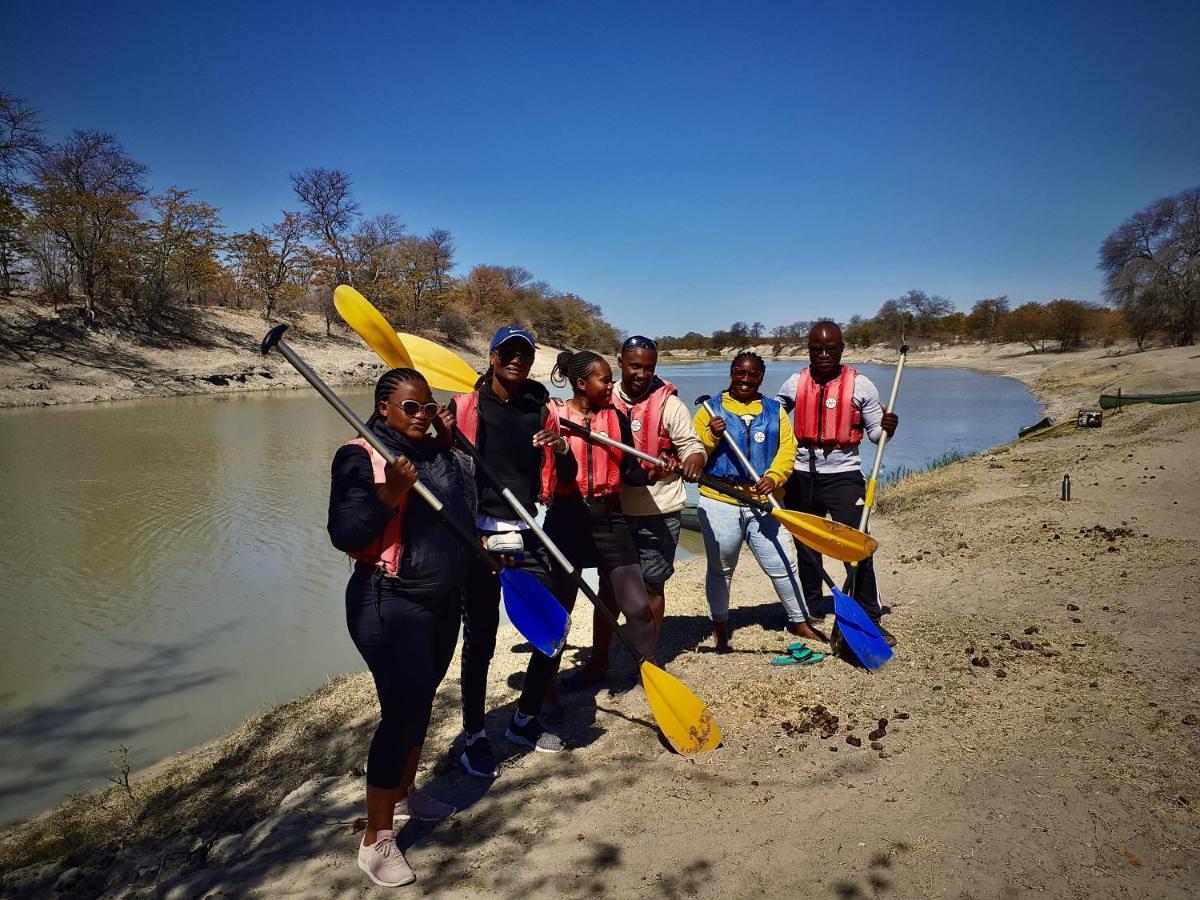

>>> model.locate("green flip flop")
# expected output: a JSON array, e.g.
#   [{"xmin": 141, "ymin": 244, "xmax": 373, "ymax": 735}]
[{"xmin": 770, "ymin": 645, "xmax": 825, "ymax": 666}]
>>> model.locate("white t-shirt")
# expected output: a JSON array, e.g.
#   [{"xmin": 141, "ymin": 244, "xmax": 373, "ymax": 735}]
[{"xmin": 774, "ymin": 369, "xmax": 886, "ymax": 475}]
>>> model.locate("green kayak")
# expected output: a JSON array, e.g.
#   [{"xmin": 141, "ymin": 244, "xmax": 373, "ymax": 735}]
[{"xmin": 1099, "ymin": 390, "xmax": 1200, "ymax": 410}]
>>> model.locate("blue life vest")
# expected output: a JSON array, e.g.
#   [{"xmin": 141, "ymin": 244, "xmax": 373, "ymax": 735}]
[{"xmin": 705, "ymin": 393, "xmax": 781, "ymax": 482}]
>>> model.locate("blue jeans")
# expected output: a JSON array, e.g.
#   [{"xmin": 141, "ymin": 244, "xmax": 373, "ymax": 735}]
[{"xmin": 697, "ymin": 495, "xmax": 810, "ymax": 624}]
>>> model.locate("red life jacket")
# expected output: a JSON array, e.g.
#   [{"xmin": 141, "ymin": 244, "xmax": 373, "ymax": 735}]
[
  {"xmin": 792, "ymin": 366, "xmax": 864, "ymax": 448},
  {"xmin": 344, "ymin": 437, "xmax": 407, "ymax": 575},
  {"xmin": 554, "ymin": 400, "xmax": 623, "ymax": 497},
  {"xmin": 453, "ymin": 389, "xmax": 560, "ymax": 502},
  {"xmin": 612, "ymin": 378, "xmax": 676, "ymax": 467}
]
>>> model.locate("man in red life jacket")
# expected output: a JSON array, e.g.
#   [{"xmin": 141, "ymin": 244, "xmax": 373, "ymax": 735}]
[{"xmin": 774, "ymin": 321, "xmax": 899, "ymax": 645}]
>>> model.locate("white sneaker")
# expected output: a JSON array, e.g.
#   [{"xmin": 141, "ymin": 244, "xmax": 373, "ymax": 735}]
[
  {"xmin": 357, "ymin": 830, "xmax": 415, "ymax": 887},
  {"xmin": 395, "ymin": 785, "xmax": 457, "ymax": 822}
]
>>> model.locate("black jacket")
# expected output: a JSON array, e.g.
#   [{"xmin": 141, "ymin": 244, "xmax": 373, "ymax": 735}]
[
  {"xmin": 450, "ymin": 380, "xmax": 577, "ymax": 518},
  {"xmin": 328, "ymin": 420, "xmax": 476, "ymax": 598}
]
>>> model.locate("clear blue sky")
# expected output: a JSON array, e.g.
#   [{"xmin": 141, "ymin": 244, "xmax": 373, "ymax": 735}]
[{"xmin": 3, "ymin": 0, "xmax": 1197, "ymax": 336}]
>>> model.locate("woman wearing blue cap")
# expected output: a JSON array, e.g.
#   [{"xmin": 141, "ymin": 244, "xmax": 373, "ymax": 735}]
[{"xmin": 447, "ymin": 325, "xmax": 578, "ymax": 777}]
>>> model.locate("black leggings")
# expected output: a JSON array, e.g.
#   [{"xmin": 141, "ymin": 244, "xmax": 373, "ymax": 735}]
[
  {"xmin": 783, "ymin": 470, "xmax": 881, "ymax": 619},
  {"xmin": 347, "ymin": 570, "xmax": 462, "ymax": 789},
  {"xmin": 460, "ymin": 529, "xmax": 556, "ymax": 734}
]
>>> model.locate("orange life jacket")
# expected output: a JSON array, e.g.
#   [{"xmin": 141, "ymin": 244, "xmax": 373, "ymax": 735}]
[
  {"xmin": 554, "ymin": 401, "xmax": 623, "ymax": 497},
  {"xmin": 344, "ymin": 437, "xmax": 407, "ymax": 575},
  {"xmin": 792, "ymin": 366, "xmax": 863, "ymax": 448},
  {"xmin": 612, "ymin": 377, "xmax": 676, "ymax": 466},
  {"xmin": 453, "ymin": 389, "xmax": 560, "ymax": 502}
]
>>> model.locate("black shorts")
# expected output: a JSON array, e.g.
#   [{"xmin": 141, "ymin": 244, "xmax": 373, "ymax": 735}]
[
  {"xmin": 627, "ymin": 512, "xmax": 682, "ymax": 583},
  {"xmin": 544, "ymin": 492, "xmax": 639, "ymax": 571}
]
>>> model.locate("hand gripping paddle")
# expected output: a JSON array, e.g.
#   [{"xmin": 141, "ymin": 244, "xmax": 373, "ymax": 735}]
[{"xmin": 260, "ymin": 324, "xmax": 568, "ymax": 658}]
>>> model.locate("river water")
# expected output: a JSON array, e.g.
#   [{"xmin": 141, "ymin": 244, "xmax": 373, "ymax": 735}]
[{"xmin": 0, "ymin": 362, "xmax": 1039, "ymax": 825}]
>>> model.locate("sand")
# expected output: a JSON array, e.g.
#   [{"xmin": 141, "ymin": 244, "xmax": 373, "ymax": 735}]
[{"xmin": 1, "ymin": 308, "xmax": 1199, "ymax": 897}]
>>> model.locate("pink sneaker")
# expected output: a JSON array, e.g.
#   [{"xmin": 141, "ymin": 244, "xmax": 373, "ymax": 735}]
[
  {"xmin": 357, "ymin": 830, "xmax": 415, "ymax": 887},
  {"xmin": 395, "ymin": 785, "xmax": 457, "ymax": 822}
]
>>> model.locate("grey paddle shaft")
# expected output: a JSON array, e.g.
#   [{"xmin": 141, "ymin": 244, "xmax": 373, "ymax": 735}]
[
  {"xmin": 698, "ymin": 397, "xmax": 782, "ymax": 511},
  {"xmin": 259, "ymin": 325, "xmax": 500, "ymax": 574},
  {"xmin": 856, "ymin": 344, "xmax": 908, "ymax": 533}
]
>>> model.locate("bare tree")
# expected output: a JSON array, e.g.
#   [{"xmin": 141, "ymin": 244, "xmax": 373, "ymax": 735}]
[
  {"xmin": 1100, "ymin": 186, "xmax": 1199, "ymax": 346},
  {"xmin": 141, "ymin": 187, "xmax": 224, "ymax": 321},
  {"xmin": 290, "ymin": 167, "xmax": 359, "ymax": 285},
  {"xmin": 0, "ymin": 91, "xmax": 46, "ymax": 190},
  {"xmin": 27, "ymin": 130, "xmax": 148, "ymax": 323}
]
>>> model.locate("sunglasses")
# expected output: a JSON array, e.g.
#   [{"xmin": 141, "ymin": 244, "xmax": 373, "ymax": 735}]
[
  {"xmin": 621, "ymin": 335, "xmax": 658, "ymax": 353},
  {"xmin": 807, "ymin": 345, "xmax": 843, "ymax": 357},
  {"xmin": 493, "ymin": 344, "xmax": 534, "ymax": 362},
  {"xmin": 389, "ymin": 399, "xmax": 440, "ymax": 418}
]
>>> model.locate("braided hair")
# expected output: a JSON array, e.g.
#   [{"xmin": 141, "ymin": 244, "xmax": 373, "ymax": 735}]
[
  {"xmin": 366, "ymin": 367, "xmax": 428, "ymax": 427},
  {"xmin": 730, "ymin": 350, "xmax": 765, "ymax": 375},
  {"xmin": 551, "ymin": 349, "xmax": 605, "ymax": 392}
]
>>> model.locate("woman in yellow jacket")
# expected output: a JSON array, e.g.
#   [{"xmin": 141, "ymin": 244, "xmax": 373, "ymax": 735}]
[{"xmin": 693, "ymin": 351, "xmax": 825, "ymax": 655}]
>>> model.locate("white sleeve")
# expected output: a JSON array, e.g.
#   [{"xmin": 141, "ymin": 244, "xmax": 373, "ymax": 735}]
[
  {"xmin": 856, "ymin": 374, "xmax": 884, "ymax": 444},
  {"xmin": 774, "ymin": 372, "xmax": 800, "ymax": 411}
]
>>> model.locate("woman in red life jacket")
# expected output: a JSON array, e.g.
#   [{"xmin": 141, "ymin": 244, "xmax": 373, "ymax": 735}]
[
  {"xmin": 562, "ymin": 335, "xmax": 706, "ymax": 691},
  {"xmin": 536, "ymin": 350, "xmax": 663, "ymax": 706},
  {"xmin": 328, "ymin": 368, "xmax": 475, "ymax": 888}
]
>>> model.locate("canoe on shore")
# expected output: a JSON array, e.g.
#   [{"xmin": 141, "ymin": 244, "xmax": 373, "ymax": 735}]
[
  {"xmin": 1017, "ymin": 416, "xmax": 1052, "ymax": 438},
  {"xmin": 1099, "ymin": 390, "xmax": 1200, "ymax": 410}
]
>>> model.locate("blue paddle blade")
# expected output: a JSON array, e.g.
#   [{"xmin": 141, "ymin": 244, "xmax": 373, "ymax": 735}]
[
  {"xmin": 499, "ymin": 568, "xmax": 570, "ymax": 657},
  {"xmin": 833, "ymin": 586, "xmax": 893, "ymax": 670}
]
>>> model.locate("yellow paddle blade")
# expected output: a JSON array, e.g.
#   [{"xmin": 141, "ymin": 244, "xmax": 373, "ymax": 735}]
[
  {"xmin": 395, "ymin": 331, "xmax": 479, "ymax": 395},
  {"xmin": 773, "ymin": 509, "xmax": 878, "ymax": 563},
  {"xmin": 333, "ymin": 285, "xmax": 413, "ymax": 370},
  {"xmin": 639, "ymin": 661, "xmax": 721, "ymax": 756}
]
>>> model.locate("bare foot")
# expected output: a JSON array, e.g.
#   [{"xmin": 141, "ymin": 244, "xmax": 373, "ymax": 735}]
[
  {"xmin": 712, "ymin": 622, "xmax": 732, "ymax": 653},
  {"xmin": 790, "ymin": 621, "xmax": 830, "ymax": 644}
]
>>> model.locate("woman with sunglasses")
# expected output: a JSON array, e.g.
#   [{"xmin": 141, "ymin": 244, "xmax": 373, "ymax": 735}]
[
  {"xmin": 562, "ymin": 335, "xmax": 706, "ymax": 690},
  {"xmin": 692, "ymin": 351, "xmax": 826, "ymax": 657},
  {"xmin": 328, "ymin": 367, "xmax": 475, "ymax": 887},
  {"xmin": 448, "ymin": 326, "xmax": 579, "ymax": 778}
]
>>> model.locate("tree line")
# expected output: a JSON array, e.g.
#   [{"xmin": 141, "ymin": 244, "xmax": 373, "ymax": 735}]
[
  {"xmin": 0, "ymin": 91, "xmax": 619, "ymax": 350},
  {"xmin": 657, "ymin": 185, "xmax": 1199, "ymax": 354}
]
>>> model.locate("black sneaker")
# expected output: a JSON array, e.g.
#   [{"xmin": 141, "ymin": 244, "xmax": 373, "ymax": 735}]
[
  {"xmin": 459, "ymin": 736, "xmax": 499, "ymax": 778},
  {"xmin": 505, "ymin": 716, "xmax": 565, "ymax": 753}
]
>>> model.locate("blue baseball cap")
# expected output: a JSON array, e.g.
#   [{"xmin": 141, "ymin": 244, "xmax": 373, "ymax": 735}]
[{"xmin": 489, "ymin": 324, "xmax": 537, "ymax": 352}]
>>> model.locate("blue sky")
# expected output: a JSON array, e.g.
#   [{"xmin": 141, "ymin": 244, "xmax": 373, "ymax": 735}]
[{"xmin": 2, "ymin": 1, "xmax": 1197, "ymax": 336}]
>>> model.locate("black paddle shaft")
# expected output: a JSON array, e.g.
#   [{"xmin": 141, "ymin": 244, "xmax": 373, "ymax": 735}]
[
  {"xmin": 450, "ymin": 424, "xmax": 648, "ymax": 664},
  {"xmin": 259, "ymin": 325, "xmax": 501, "ymax": 576}
]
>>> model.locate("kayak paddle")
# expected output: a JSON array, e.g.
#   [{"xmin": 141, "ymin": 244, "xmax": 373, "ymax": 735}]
[
  {"xmin": 334, "ymin": 285, "xmax": 478, "ymax": 394},
  {"xmin": 450, "ymin": 428, "xmax": 721, "ymax": 756},
  {"xmin": 260, "ymin": 324, "xmax": 569, "ymax": 658},
  {"xmin": 557, "ymin": 418, "xmax": 877, "ymax": 563},
  {"xmin": 846, "ymin": 344, "xmax": 907, "ymax": 598},
  {"xmin": 695, "ymin": 394, "xmax": 893, "ymax": 670}
]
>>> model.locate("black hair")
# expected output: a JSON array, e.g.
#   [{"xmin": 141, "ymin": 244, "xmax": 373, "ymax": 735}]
[
  {"xmin": 474, "ymin": 365, "xmax": 492, "ymax": 390},
  {"xmin": 730, "ymin": 350, "xmax": 765, "ymax": 374},
  {"xmin": 551, "ymin": 349, "xmax": 605, "ymax": 391},
  {"xmin": 366, "ymin": 367, "xmax": 428, "ymax": 426}
]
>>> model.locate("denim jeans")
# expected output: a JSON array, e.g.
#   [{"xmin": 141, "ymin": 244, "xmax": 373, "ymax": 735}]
[{"xmin": 697, "ymin": 495, "xmax": 810, "ymax": 624}]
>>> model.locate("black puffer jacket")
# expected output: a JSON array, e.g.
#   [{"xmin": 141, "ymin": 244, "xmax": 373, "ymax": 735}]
[{"xmin": 328, "ymin": 420, "xmax": 476, "ymax": 599}]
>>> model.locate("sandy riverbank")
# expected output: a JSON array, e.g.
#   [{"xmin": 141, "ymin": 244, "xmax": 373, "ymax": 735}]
[
  {"xmin": 0, "ymin": 297, "xmax": 562, "ymax": 409},
  {"xmin": 2, "ymin": 337, "xmax": 1199, "ymax": 896}
]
